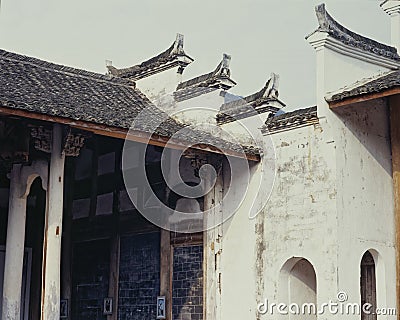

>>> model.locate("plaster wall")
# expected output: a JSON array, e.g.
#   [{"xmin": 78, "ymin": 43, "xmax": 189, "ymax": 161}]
[
  {"xmin": 214, "ymin": 102, "xmax": 395, "ymax": 319},
  {"xmin": 136, "ymin": 67, "xmax": 182, "ymax": 102},
  {"xmin": 172, "ymin": 90, "xmax": 225, "ymax": 124}
]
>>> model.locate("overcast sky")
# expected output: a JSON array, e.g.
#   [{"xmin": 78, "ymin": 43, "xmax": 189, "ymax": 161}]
[{"xmin": 0, "ymin": 0, "xmax": 391, "ymax": 110}]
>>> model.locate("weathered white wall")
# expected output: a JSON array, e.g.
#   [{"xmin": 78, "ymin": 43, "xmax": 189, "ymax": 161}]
[
  {"xmin": 220, "ymin": 112, "xmax": 272, "ymax": 146},
  {"xmin": 334, "ymin": 100, "xmax": 396, "ymax": 316},
  {"xmin": 315, "ymin": 36, "xmax": 397, "ymax": 318},
  {"xmin": 289, "ymin": 259, "xmax": 317, "ymax": 320},
  {"xmin": 214, "ymin": 121, "xmax": 338, "ymax": 319},
  {"xmin": 209, "ymin": 34, "xmax": 397, "ymax": 320},
  {"xmin": 172, "ymin": 90, "xmax": 224, "ymax": 124},
  {"xmin": 135, "ymin": 67, "xmax": 182, "ymax": 102},
  {"xmin": 214, "ymin": 101, "xmax": 395, "ymax": 318},
  {"xmin": 212, "ymin": 51, "xmax": 396, "ymax": 318}
]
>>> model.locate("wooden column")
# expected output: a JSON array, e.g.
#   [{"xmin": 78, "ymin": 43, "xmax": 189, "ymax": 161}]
[
  {"xmin": 41, "ymin": 124, "xmax": 65, "ymax": 319},
  {"xmin": 2, "ymin": 164, "xmax": 27, "ymax": 320},
  {"xmin": 389, "ymin": 95, "xmax": 400, "ymax": 320},
  {"xmin": 61, "ymin": 159, "xmax": 74, "ymax": 319},
  {"xmin": 160, "ymin": 230, "xmax": 172, "ymax": 319}
]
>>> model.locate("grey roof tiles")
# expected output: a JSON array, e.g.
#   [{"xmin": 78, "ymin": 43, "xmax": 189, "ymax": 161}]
[
  {"xmin": 0, "ymin": 48, "xmax": 259, "ymax": 157},
  {"xmin": 262, "ymin": 106, "xmax": 318, "ymax": 134},
  {"xmin": 327, "ymin": 70, "xmax": 400, "ymax": 102}
]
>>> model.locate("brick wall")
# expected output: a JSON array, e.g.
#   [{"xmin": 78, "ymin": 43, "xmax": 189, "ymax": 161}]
[
  {"xmin": 118, "ymin": 232, "xmax": 160, "ymax": 320},
  {"xmin": 172, "ymin": 245, "xmax": 203, "ymax": 320}
]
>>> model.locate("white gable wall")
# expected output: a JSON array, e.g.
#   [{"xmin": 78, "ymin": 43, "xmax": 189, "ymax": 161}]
[
  {"xmin": 135, "ymin": 67, "xmax": 183, "ymax": 102},
  {"xmin": 334, "ymin": 100, "xmax": 396, "ymax": 314},
  {"xmin": 210, "ymin": 32, "xmax": 397, "ymax": 320}
]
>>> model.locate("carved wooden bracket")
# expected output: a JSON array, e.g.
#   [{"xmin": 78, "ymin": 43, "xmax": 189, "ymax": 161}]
[
  {"xmin": 63, "ymin": 130, "xmax": 85, "ymax": 157},
  {"xmin": 30, "ymin": 125, "xmax": 86, "ymax": 157},
  {"xmin": 31, "ymin": 126, "xmax": 52, "ymax": 153}
]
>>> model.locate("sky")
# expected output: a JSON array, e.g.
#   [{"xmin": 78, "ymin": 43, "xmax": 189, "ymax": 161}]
[{"xmin": 0, "ymin": 0, "xmax": 391, "ymax": 111}]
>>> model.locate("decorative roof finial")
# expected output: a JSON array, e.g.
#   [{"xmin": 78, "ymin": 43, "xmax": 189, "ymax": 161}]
[
  {"xmin": 213, "ymin": 53, "xmax": 231, "ymax": 78},
  {"xmin": 263, "ymin": 73, "xmax": 280, "ymax": 99},
  {"xmin": 315, "ymin": 3, "xmax": 330, "ymax": 31},
  {"xmin": 172, "ymin": 33, "xmax": 185, "ymax": 55},
  {"xmin": 222, "ymin": 53, "xmax": 231, "ymax": 69}
]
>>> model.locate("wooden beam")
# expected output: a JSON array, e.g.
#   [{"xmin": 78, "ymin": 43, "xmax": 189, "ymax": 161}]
[
  {"xmin": 329, "ymin": 87, "xmax": 400, "ymax": 109},
  {"xmin": 170, "ymin": 232, "xmax": 203, "ymax": 246},
  {"xmin": 160, "ymin": 230, "xmax": 172, "ymax": 320},
  {"xmin": 389, "ymin": 95, "xmax": 400, "ymax": 319},
  {"xmin": 0, "ymin": 106, "xmax": 260, "ymax": 162}
]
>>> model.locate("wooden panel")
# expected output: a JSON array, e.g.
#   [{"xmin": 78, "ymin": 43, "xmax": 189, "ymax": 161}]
[
  {"xmin": 61, "ymin": 159, "xmax": 75, "ymax": 319},
  {"xmin": 389, "ymin": 95, "xmax": 400, "ymax": 320}
]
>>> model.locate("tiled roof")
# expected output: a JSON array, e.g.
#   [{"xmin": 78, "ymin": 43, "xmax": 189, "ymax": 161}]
[
  {"xmin": 0, "ymin": 48, "xmax": 182, "ymax": 136},
  {"xmin": 107, "ymin": 34, "xmax": 194, "ymax": 81},
  {"xmin": 307, "ymin": 4, "xmax": 400, "ymax": 61},
  {"xmin": 217, "ymin": 73, "xmax": 285, "ymax": 125},
  {"xmin": 262, "ymin": 106, "xmax": 318, "ymax": 134},
  {"xmin": 327, "ymin": 70, "xmax": 400, "ymax": 102},
  {"xmin": 174, "ymin": 54, "xmax": 236, "ymax": 101},
  {"xmin": 0, "ymin": 48, "xmax": 259, "ymax": 157}
]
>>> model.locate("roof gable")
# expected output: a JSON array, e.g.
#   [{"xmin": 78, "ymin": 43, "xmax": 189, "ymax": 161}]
[
  {"xmin": 307, "ymin": 3, "xmax": 400, "ymax": 61},
  {"xmin": 216, "ymin": 73, "xmax": 285, "ymax": 125},
  {"xmin": 174, "ymin": 53, "xmax": 237, "ymax": 102},
  {"xmin": 107, "ymin": 34, "xmax": 194, "ymax": 81}
]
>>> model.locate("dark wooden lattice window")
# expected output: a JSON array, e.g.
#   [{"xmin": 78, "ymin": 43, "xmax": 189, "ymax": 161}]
[{"xmin": 360, "ymin": 251, "xmax": 377, "ymax": 320}]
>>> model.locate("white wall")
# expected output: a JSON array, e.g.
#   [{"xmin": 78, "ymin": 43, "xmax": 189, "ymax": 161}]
[
  {"xmin": 212, "ymin": 98, "xmax": 396, "ymax": 319},
  {"xmin": 334, "ymin": 100, "xmax": 396, "ymax": 317},
  {"xmin": 136, "ymin": 67, "xmax": 182, "ymax": 102},
  {"xmin": 172, "ymin": 90, "xmax": 224, "ymax": 124}
]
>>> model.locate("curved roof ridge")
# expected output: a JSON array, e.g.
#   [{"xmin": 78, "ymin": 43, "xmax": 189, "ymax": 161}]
[
  {"xmin": 220, "ymin": 73, "xmax": 284, "ymax": 111},
  {"xmin": 307, "ymin": 3, "xmax": 400, "ymax": 61},
  {"xmin": 107, "ymin": 33, "xmax": 194, "ymax": 80},
  {"xmin": 176, "ymin": 53, "xmax": 236, "ymax": 91}
]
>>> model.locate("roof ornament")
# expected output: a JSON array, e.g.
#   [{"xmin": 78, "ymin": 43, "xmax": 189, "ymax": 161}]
[
  {"xmin": 172, "ymin": 33, "xmax": 185, "ymax": 56},
  {"xmin": 264, "ymin": 73, "xmax": 280, "ymax": 99},
  {"xmin": 315, "ymin": 3, "xmax": 330, "ymax": 32},
  {"xmin": 213, "ymin": 53, "xmax": 231, "ymax": 78}
]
